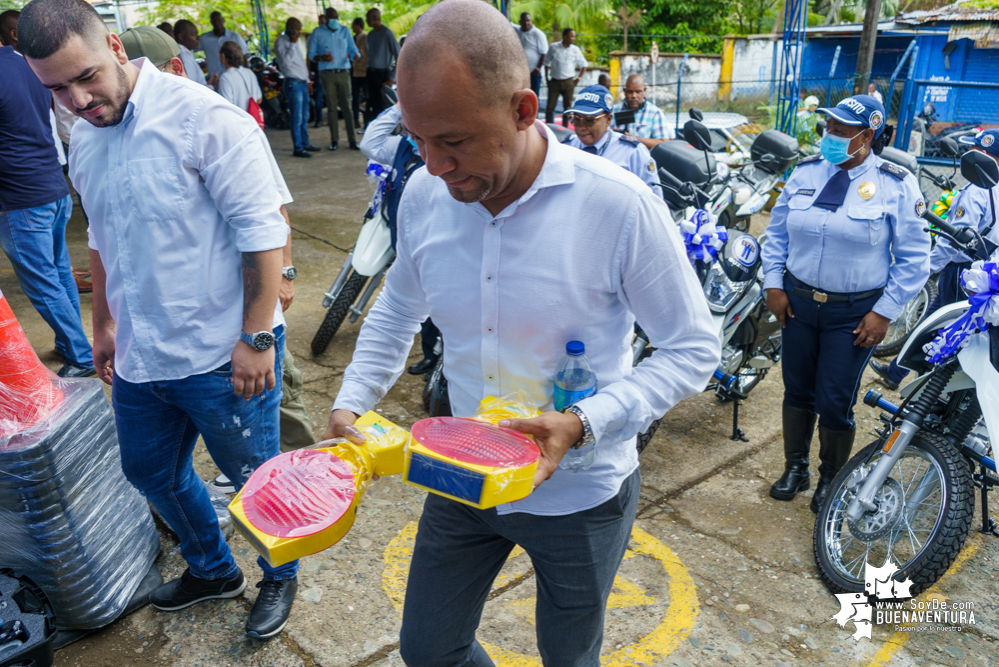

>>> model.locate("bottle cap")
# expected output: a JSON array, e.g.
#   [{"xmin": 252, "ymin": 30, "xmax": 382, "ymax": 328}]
[{"xmin": 566, "ymin": 341, "xmax": 585, "ymax": 356}]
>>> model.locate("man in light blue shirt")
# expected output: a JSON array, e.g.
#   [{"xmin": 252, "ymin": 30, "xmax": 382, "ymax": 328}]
[
  {"xmin": 307, "ymin": 7, "xmax": 359, "ymax": 151},
  {"xmin": 199, "ymin": 11, "xmax": 247, "ymax": 83}
]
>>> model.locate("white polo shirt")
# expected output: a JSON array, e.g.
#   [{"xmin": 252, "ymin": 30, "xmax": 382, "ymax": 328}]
[{"xmin": 546, "ymin": 41, "xmax": 587, "ymax": 80}]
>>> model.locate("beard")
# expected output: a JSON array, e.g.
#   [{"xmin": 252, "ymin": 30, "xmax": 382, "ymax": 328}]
[
  {"xmin": 78, "ymin": 64, "xmax": 130, "ymax": 128},
  {"xmin": 445, "ymin": 176, "xmax": 493, "ymax": 204}
]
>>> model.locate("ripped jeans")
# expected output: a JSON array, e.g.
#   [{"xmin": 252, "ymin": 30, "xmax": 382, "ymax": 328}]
[{"xmin": 111, "ymin": 326, "xmax": 298, "ymax": 581}]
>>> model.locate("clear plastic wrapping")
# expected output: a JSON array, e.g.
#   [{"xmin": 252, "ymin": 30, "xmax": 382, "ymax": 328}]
[{"xmin": 0, "ymin": 377, "xmax": 160, "ymax": 630}]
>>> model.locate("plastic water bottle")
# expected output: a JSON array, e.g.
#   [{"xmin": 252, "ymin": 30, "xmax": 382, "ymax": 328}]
[{"xmin": 554, "ymin": 341, "xmax": 597, "ymax": 473}]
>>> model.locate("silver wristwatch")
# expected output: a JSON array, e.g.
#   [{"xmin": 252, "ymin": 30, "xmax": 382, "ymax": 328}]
[
  {"xmin": 282, "ymin": 266, "xmax": 297, "ymax": 281},
  {"xmin": 562, "ymin": 405, "xmax": 595, "ymax": 450},
  {"xmin": 240, "ymin": 330, "xmax": 275, "ymax": 351}
]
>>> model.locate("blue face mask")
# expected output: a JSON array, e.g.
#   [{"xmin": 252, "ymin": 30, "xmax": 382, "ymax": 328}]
[{"xmin": 820, "ymin": 131, "xmax": 862, "ymax": 165}]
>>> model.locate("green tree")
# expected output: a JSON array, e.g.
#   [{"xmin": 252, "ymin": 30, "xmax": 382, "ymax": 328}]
[{"xmin": 136, "ymin": 0, "xmax": 300, "ymax": 53}]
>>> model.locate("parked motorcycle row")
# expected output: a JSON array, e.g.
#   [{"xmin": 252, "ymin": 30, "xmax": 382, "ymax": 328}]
[{"xmin": 310, "ymin": 109, "xmax": 999, "ymax": 598}]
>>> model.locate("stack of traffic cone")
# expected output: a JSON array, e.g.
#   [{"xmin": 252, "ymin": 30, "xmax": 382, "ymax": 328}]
[{"xmin": 0, "ymin": 289, "xmax": 63, "ymax": 439}]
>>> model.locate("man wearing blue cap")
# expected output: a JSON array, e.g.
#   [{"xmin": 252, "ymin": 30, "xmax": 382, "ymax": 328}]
[
  {"xmin": 871, "ymin": 127, "xmax": 999, "ymax": 390},
  {"xmin": 562, "ymin": 84, "xmax": 662, "ymax": 198},
  {"xmin": 762, "ymin": 94, "xmax": 929, "ymax": 513}
]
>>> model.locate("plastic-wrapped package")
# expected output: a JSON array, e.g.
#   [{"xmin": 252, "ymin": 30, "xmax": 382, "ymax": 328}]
[
  {"xmin": 0, "ymin": 292, "xmax": 159, "ymax": 630},
  {"xmin": 229, "ymin": 411, "xmax": 408, "ymax": 566},
  {"xmin": 402, "ymin": 394, "xmax": 542, "ymax": 509}
]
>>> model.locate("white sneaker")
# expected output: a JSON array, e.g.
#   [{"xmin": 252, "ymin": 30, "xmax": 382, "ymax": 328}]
[{"xmin": 212, "ymin": 473, "xmax": 235, "ymax": 494}]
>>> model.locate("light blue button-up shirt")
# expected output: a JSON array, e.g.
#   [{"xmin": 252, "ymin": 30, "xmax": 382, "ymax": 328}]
[
  {"xmin": 929, "ymin": 182, "xmax": 999, "ymax": 272},
  {"xmin": 564, "ymin": 129, "xmax": 663, "ymax": 198},
  {"xmin": 307, "ymin": 22, "xmax": 358, "ymax": 71},
  {"xmin": 69, "ymin": 59, "xmax": 289, "ymax": 383},
  {"xmin": 761, "ymin": 153, "xmax": 931, "ymax": 321},
  {"xmin": 333, "ymin": 122, "xmax": 719, "ymax": 516}
]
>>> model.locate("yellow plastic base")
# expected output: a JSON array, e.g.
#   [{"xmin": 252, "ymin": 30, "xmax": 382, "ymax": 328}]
[{"xmin": 228, "ymin": 411, "xmax": 408, "ymax": 567}]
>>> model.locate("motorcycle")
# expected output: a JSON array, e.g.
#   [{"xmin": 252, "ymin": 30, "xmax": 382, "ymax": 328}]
[
  {"xmin": 249, "ymin": 56, "xmax": 290, "ymax": 130},
  {"xmin": 914, "ymin": 103, "xmax": 980, "ymax": 159},
  {"xmin": 813, "ymin": 149, "xmax": 999, "ymax": 596}
]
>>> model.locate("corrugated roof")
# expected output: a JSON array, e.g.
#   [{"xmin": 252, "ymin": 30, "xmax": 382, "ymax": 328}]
[{"xmin": 896, "ymin": 1, "xmax": 999, "ymax": 25}]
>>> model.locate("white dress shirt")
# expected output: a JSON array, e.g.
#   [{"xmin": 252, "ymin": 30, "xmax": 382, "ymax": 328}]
[
  {"xmin": 70, "ymin": 58, "xmax": 289, "ymax": 383},
  {"xmin": 334, "ymin": 122, "xmax": 719, "ymax": 516},
  {"xmin": 200, "ymin": 29, "xmax": 248, "ymax": 79},
  {"xmin": 218, "ymin": 66, "xmax": 262, "ymax": 111},
  {"xmin": 546, "ymin": 42, "xmax": 587, "ymax": 80},
  {"xmin": 274, "ymin": 33, "xmax": 310, "ymax": 81},
  {"xmin": 179, "ymin": 44, "xmax": 208, "ymax": 86},
  {"xmin": 516, "ymin": 25, "xmax": 549, "ymax": 71}
]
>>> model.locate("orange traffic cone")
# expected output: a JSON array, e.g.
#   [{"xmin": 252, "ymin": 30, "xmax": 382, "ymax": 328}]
[{"xmin": 0, "ymin": 289, "xmax": 63, "ymax": 438}]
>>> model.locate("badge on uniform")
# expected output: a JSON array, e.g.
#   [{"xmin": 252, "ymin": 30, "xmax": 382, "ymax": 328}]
[
  {"xmin": 858, "ymin": 181, "xmax": 876, "ymax": 200},
  {"xmin": 955, "ymin": 205, "xmax": 965, "ymax": 219},
  {"xmin": 916, "ymin": 199, "xmax": 926, "ymax": 217},
  {"xmin": 796, "ymin": 189, "xmax": 815, "ymax": 197},
  {"xmin": 647, "ymin": 159, "xmax": 656, "ymax": 173}
]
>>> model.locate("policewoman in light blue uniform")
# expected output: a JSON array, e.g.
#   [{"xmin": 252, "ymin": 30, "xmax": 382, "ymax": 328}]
[
  {"xmin": 562, "ymin": 84, "xmax": 663, "ymax": 198},
  {"xmin": 761, "ymin": 95, "xmax": 931, "ymax": 512},
  {"xmin": 871, "ymin": 128, "xmax": 999, "ymax": 389}
]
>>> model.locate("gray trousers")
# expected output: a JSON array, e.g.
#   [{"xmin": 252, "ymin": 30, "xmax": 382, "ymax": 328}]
[
  {"xmin": 319, "ymin": 69, "xmax": 355, "ymax": 145},
  {"xmin": 399, "ymin": 469, "xmax": 640, "ymax": 666}
]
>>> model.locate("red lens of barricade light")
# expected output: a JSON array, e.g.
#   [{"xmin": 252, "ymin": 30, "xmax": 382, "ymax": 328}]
[
  {"xmin": 242, "ymin": 450, "xmax": 357, "ymax": 538},
  {"xmin": 410, "ymin": 418, "xmax": 540, "ymax": 468}
]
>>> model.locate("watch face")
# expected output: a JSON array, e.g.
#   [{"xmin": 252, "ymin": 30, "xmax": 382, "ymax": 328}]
[
  {"xmin": 284, "ymin": 267, "xmax": 297, "ymax": 280},
  {"xmin": 253, "ymin": 332, "xmax": 275, "ymax": 351}
]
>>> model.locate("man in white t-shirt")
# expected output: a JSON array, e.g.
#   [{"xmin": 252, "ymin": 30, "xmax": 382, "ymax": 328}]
[
  {"xmin": 868, "ymin": 82, "xmax": 883, "ymax": 105},
  {"xmin": 200, "ymin": 11, "xmax": 247, "ymax": 83},
  {"xmin": 516, "ymin": 12, "xmax": 547, "ymax": 98},
  {"xmin": 544, "ymin": 27, "xmax": 587, "ymax": 124}
]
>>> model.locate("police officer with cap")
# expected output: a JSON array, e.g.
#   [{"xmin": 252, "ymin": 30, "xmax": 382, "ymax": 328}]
[
  {"xmin": 871, "ymin": 128, "xmax": 999, "ymax": 390},
  {"xmin": 562, "ymin": 84, "xmax": 662, "ymax": 198},
  {"xmin": 761, "ymin": 94, "xmax": 930, "ymax": 513}
]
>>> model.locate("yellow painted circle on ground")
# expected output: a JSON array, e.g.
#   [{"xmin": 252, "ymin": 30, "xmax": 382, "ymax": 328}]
[{"xmin": 381, "ymin": 522, "xmax": 698, "ymax": 665}]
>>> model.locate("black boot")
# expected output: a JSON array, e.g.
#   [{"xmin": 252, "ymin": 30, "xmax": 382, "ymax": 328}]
[
  {"xmin": 810, "ymin": 426, "xmax": 855, "ymax": 513},
  {"xmin": 770, "ymin": 404, "xmax": 817, "ymax": 501}
]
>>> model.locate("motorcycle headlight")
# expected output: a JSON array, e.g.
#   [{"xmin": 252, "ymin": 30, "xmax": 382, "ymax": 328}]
[
  {"xmin": 716, "ymin": 162, "xmax": 730, "ymax": 180},
  {"xmin": 703, "ymin": 262, "xmax": 751, "ymax": 313}
]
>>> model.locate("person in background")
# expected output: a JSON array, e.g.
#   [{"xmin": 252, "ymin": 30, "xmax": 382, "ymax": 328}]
[
  {"xmin": 0, "ymin": 29, "xmax": 95, "ymax": 378},
  {"xmin": 762, "ymin": 95, "xmax": 929, "ymax": 514},
  {"xmin": 21, "ymin": 0, "xmax": 299, "ymax": 635},
  {"xmin": 156, "ymin": 22, "xmax": 173, "ymax": 40},
  {"xmin": 364, "ymin": 7, "xmax": 399, "ymax": 124},
  {"xmin": 799, "ymin": 95, "xmax": 819, "ymax": 117},
  {"xmin": 200, "ymin": 11, "xmax": 247, "ymax": 84},
  {"xmin": 121, "ymin": 25, "xmax": 317, "ymax": 463},
  {"xmin": 174, "ymin": 19, "xmax": 207, "ymax": 86},
  {"xmin": 275, "ymin": 17, "xmax": 319, "ymax": 158},
  {"xmin": 868, "ymin": 82, "xmax": 883, "ymax": 105},
  {"xmin": 308, "ymin": 14, "xmax": 326, "ymax": 128},
  {"xmin": 351, "ymin": 17, "xmax": 367, "ymax": 132},
  {"xmin": 120, "ymin": 26, "xmax": 184, "ymax": 75},
  {"xmin": 308, "ymin": 7, "xmax": 359, "ymax": 151},
  {"xmin": 516, "ymin": 12, "xmax": 547, "ymax": 99},
  {"xmin": 597, "ymin": 72, "xmax": 611, "ymax": 89},
  {"xmin": 544, "ymin": 27, "xmax": 587, "ymax": 125},
  {"xmin": 218, "ymin": 40, "xmax": 261, "ymax": 111},
  {"xmin": 612, "ymin": 73, "xmax": 672, "ymax": 149},
  {"xmin": 0, "ymin": 9, "xmax": 19, "ymax": 47},
  {"xmin": 870, "ymin": 128, "xmax": 999, "ymax": 391},
  {"xmin": 564, "ymin": 84, "xmax": 662, "ymax": 198}
]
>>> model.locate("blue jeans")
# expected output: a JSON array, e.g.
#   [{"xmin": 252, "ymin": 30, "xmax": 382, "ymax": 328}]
[
  {"xmin": 400, "ymin": 470, "xmax": 640, "ymax": 666},
  {"xmin": 286, "ymin": 77, "xmax": 310, "ymax": 152},
  {"xmin": 782, "ymin": 276, "xmax": 879, "ymax": 431},
  {"xmin": 530, "ymin": 71, "xmax": 541, "ymax": 98},
  {"xmin": 0, "ymin": 195, "xmax": 93, "ymax": 368},
  {"xmin": 111, "ymin": 326, "xmax": 298, "ymax": 581}
]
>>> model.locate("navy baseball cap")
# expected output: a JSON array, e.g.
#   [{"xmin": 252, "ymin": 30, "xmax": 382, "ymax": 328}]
[
  {"xmin": 565, "ymin": 85, "xmax": 615, "ymax": 116},
  {"xmin": 818, "ymin": 94, "xmax": 888, "ymax": 139},
  {"xmin": 959, "ymin": 129, "xmax": 999, "ymax": 158}
]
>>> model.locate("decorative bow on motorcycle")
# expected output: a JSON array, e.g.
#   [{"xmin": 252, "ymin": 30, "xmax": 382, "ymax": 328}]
[
  {"xmin": 365, "ymin": 161, "xmax": 390, "ymax": 216},
  {"xmin": 924, "ymin": 260, "xmax": 999, "ymax": 363},
  {"xmin": 681, "ymin": 209, "xmax": 728, "ymax": 264}
]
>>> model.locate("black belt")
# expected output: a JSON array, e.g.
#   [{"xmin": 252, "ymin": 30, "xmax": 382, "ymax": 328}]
[
  {"xmin": 367, "ymin": 67, "xmax": 391, "ymax": 73},
  {"xmin": 786, "ymin": 272, "xmax": 884, "ymax": 303},
  {"xmin": 323, "ymin": 68, "xmax": 349, "ymax": 72}
]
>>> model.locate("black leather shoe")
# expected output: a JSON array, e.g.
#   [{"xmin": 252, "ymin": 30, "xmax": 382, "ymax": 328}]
[
  {"xmin": 349, "ymin": 144, "xmax": 360, "ymax": 150},
  {"xmin": 292, "ymin": 150, "xmax": 312, "ymax": 158},
  {"xmin": 811, "ymin": 426, "xmax": 856, "ymax": 513},
  {"xmin": 305, "ymin": 145, "xmax": 321, "ymax": 152},
  {"xmin": 328, "ymin": 142, "xmax": 338, "ymax": 151},
  {"xmin": 407, "ymin": 357, "xmax": 439, "ymax": 376},
  {"xmin": 246, "ymin": 578, "xmax": 298, "ymax": 639},
  {"xmin": 150, "ymin": 568, "xmax": 245, "ymax": 611},
  {"xmin": 57, "ymin": 363, "xmax": 97, "ymax": 378},
  {"xmin": 869, "ymin": 360, "xmax": 900, "ymax": 391}
]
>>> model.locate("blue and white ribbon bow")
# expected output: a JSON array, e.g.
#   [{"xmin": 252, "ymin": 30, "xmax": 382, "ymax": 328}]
[
  {"xmin": 366, "ymin": 161, "xmax": 390, "ymax": 215},
  {"xmin": 923, "ymin": 260, "xmax": 999, "ymax": 363},
  {"xmin": 680, "ymin": 209, "xmax": 728, "ymax": 264}
]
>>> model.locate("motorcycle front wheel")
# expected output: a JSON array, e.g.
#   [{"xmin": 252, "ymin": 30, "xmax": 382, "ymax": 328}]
[
  {"xmin": 311, "ymin": 271, "xmax": 368, "ymax": 355},
  {"xmin": 875, "ymin": 281, "xmax": 937, "ymax": 358},
  {"xmin": 813, "ymin": 431, "xmax": 974, "ymax": 596}
]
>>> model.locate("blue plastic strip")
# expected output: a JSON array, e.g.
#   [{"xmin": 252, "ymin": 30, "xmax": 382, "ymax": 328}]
[{"xmin": 407, "ymin": 452, "xmax": 485, "ymax": 504}]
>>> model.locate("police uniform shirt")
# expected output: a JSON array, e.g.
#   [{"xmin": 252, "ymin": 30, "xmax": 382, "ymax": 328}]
[
  {"xmin": 929, "ymin": 182, "xmax": 999, "ymax": 273},
  {"xmin": 564, "ymin": 130, "xmax": 663, "ymax": 198},
  {"xmin": 761, "ymin": 153, "xmax": 930, "ymax": 321}
]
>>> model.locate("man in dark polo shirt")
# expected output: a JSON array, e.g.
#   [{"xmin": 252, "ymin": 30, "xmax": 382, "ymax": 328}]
[{"xmin": 0, "ymin": 41, "xmax": 94, "ymax": 377}]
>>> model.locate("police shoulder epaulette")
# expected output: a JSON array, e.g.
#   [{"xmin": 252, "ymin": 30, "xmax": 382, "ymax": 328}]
[
  {"xmin": 879, "ymin": 161, "xmax": 911, "ymax": 181},
  {"xmin": 618, "ymin": 133, "xmax": 641, "ymax": 147},
  {"xmin": 796, "ymin": 154, "xmax": 822, "ymax": 165}
]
